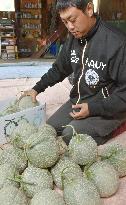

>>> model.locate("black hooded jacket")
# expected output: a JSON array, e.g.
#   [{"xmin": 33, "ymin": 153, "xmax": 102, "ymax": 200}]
[{"xmin": 33, "ymin": 17, "xmax": 126, "ymax": 119}]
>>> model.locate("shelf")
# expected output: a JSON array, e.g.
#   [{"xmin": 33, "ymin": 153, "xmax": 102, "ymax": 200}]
[
  {"xmin": 21, "ymin": 28, "xmax": 41, "ymax": 30},
  {"xmin": 20, "ymin": 18, "xmax": 42, "ymax": 20},
  {"xmin": 19, "ymin": 50, "xmax": 32, "ymax": 54},
  {"xmin": 20, "ymin": 8, "xmax": 42, "ymax": 10},
  {"xmin": 0, "ymin": 36, "xmax": 16, "ymax": 38},
  {"xmin": 17, "ymin": 0, "xmax": 48, "ymax": 57},
  {"xmin": 0, "ymin": 27, "xmax": 14, "ymax": 30},
  {"xmin": 3, "ymin": 49, "xmax": 15, "ymax": 53},
  {"xmin": 1, "ymin": 47, "xmax": 16, "ymax": 49},
  {"xmin": 1, "ymin": 44, "xmax": 16, "ymax": 46},
  {"xmin": 0, "ymin": 20, "xmax": 18, "ymax": 60}
]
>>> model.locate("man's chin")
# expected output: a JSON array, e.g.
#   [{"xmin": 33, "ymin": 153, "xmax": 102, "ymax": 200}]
[{"xmin": 73, "ymin": 33, "xmax": 83, "ymax": 38}]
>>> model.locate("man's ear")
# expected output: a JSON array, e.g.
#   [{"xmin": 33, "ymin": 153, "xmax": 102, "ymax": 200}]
[{"xmin": 85, "ymin": 2, "xmax": 94, "ymax": 17}]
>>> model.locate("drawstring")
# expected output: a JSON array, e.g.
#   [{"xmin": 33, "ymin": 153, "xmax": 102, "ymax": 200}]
[{"xmin": 76, "ymin": 40, "xmax": 88, "ymax": 104}]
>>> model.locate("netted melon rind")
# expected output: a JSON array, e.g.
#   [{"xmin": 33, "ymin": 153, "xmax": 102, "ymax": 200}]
[
  {"xmin": 85, "ymin": 161, "xmax": 120, "ymax": 197},
  {"xmin": 51, "ymin": 156, "xmax": 82, "ymax": 189},
  {"xmin": 69, "ymin": 134, "xmax": 98, "ymax": 165},
  {"xmin": 21, "ymin": 165, "xmax": 53, "ymax": 198},
  {"xmin": 0, "ymin": 145, "xmax": 27, "ymax": 173},
  {"xmin": 64, "ymin": 177, "xmax": 102, "ymax": 205},
  {"xmin": 0, "ymin": 185, "xmax": 28, "ymax": 205},
  {"xmin": 30, "ymin": 189, "xmax": 66, "ymax": 205}
]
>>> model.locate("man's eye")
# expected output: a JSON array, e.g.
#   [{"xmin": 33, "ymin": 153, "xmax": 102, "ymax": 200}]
[
  {"xmin": 70, "ymin": 19, "xmax": 76, "ymax": 23},
  {"xmin": 62, "ymin": 20, "xmax": 67, "ymax": 24}
]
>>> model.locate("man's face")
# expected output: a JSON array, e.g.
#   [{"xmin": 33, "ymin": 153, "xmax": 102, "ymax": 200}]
[{"xmin": 59, "ymin": 6, "xmax": 94, "ymax": 38}]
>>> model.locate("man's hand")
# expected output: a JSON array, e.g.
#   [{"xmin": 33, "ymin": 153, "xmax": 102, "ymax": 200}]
[
  {"xmin": 70, "ymin": 103, "xmax": 90, "ymax": 119},
  {"xmin": 20, "ymin": 89, "xmax": 38, "ymax": 103}
]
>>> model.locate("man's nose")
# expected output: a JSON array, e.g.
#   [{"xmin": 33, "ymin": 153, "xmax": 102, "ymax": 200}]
[{"xmin": 67, "ymin": 22, "xmax": 75, "ymax": 31}]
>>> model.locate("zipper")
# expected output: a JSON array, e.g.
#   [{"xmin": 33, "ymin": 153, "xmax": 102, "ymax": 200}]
[{"xmin": 76, "ymin": 40, "xmax": 88, "ymax": 104}]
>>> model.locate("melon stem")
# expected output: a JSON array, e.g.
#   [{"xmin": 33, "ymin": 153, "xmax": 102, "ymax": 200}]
[{"xmin": 62, "ymin": 125, "xmax": 77, "ymax": 136}]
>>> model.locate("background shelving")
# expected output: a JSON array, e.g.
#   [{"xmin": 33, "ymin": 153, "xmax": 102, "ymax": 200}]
[
  {"xmin": 17, "ymin": 0, "xmax": 48, "ymax": 57},
  {"xmin": 0, "ymin": 18, "xmax": 18, "ymax": 60}
]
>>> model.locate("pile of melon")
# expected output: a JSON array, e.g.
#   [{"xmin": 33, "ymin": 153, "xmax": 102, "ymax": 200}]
[{"xmin": 0, "ymin": 100, "xmax": 126, "ymax": 204}]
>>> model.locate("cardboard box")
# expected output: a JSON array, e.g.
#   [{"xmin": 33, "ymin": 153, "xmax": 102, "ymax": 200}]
[{"xmin": 0, "ymin": 97, "xmax": 46, "ymax": 144}]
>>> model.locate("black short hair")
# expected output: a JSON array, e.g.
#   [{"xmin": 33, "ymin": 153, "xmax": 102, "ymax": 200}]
[{"xmin": 56, "ymin": 0, "xmax": 93, "ymax": 12}]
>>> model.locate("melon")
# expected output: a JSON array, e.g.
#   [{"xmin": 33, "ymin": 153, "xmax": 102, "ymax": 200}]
[
  {"xmin": 21, "ymin": 165, "xmax": 53, "ymax": 198},
  {"xmin": 26, "ymin": 137, "xmax": 59, "ymax": 168},
  {"xmin": 18, "ymin": 96, "xmax": 39, "ymax": 111},
  {"xmin": 26, "ymin": 130, "xmax": 56, "ymax": 148},
  {"xmin": 0, "ymin": 185, "xmax": 28, "ymax": 205},
  {"xmin": 98, "ymin": 142, "xmax": 122, "ymax": 159},
  {"xmin": 0, "ymin": 145, "xmax": 27, "ymax": 173},
  {"xmin": 38, "ymin": 123, "xmax": 57, "ymax": 137},
  {"xmin": 84, "ymin": 161, "xmax": 120, "ymax": 197},
  {"xmin": 10, "ymin": 118, "xmax": 37, "ymax": 148},
  {"xmin": 63, "ymin": 177, "xmax": 102, "ymax": 205},
  {"xmin": 30, "ymin": 189, "xmax": 66, "ymax": 205},
  {"xmin": 25, "ymin": 124, "xmax": 57, "ymax": 148},
  {"xmin": 0, "ymin": 163, "xmax": 19, "ymax": 189},
  {"xmin": 99, "ymin": 142, "xmax": 126, "ymax": 177},
  {"xmin": 56, "ymin": 136, "xmax": 68, "ymax": 156},
  {"xmin": 68, "ymin": 131, "xmax": 98, "ymax": 165},
  {"xmin": 51, "ymin": 156, "xmax": 82, "ymax": 189}
]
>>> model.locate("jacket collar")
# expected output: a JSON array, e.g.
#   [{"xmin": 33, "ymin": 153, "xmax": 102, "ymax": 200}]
[{"xmin": 78, "ymin": 15, "xmax": 101, "ymax": 45}]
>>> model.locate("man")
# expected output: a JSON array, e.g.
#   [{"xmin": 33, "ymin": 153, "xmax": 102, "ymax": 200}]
[{"xmin": 22, "ymin": 0, "xmax": 126, "ymax": 145}]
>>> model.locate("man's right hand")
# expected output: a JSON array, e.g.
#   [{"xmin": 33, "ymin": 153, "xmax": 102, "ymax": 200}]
[{"xmin": 20, "ymin": 89, "xmax": 38, "ymax": 103}]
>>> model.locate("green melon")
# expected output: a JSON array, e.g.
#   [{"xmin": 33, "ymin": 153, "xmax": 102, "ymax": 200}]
[
  {"xmin": 68, "ymin": 132, "xmax": 98, "ymax": 165},
  {"xmin": 21, "ymin": 165, "xmax": 53, "ymax": 198},
  {"xmin": 10, "ymin": 119, "xmax": 37, "ymax": 148},
  {"xmin": 25, "ymin": 123, "xmax": 57, "ymax": 149},
  {"xmin": 107, "ymin": 149, "xmax": 126, "ymax": 177},
  {"xmin": 18, "ymin": 96, "xmax": 39, "ymax": 111},
  {"xmin": 56, "ymin": 136, "xmax": 68, "ymax": 156},
  {"xmin": 26, "ymin": 130, "xmax": 56, "ymax": 148},
  {"xmin": 98, "ymin": 142, "xmax": 122, "ymax": 158},
  {"xmin": 26, "ymin": 137, "xmax": 59, "ymax": 168},
  {"xmin": 84, "ymin": 161, "xmax": 120, "ymax": 197},
  {"xmin": 0, "ymin": 145, "xmax": 27, "ymax": 173},
  {"xmin": 63, "ymin": 177, "xmax": 102, "ymax": 205},
  {"xmin": 30, "ymin": 189, "xmax": 66, "ymax": 205},
  {"xmin": 51, "ymin": 156, "xmax": 82, "ymax": 189},
  {"xmin": 0, "ymin": 185, "xmax": 28, "ymax": 205},
  {"xmin": 0, "ymin": 163, "xmax": 19, "ymax": 189},
  {"xmin": 38, "ymin": 123, "xmax": 57, "ymax": 137},
  {"xmin": 99, "ymin": 142, "xmax": 126, "ymax": 177}
]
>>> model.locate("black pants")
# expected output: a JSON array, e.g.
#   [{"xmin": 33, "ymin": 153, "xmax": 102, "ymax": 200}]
[{"xmin": 47, "ymin": 100, "xmax": 124, "ymax": 145}]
